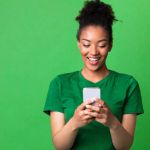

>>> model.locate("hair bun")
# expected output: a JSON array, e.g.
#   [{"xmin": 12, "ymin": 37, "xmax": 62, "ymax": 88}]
[
  {"xmin": 76, "ymin": 0, "xmax": 117, "ymax": 26},
  {"xmin": 75, "ymin": 0, "xmax": 117, "ymax": 42}
]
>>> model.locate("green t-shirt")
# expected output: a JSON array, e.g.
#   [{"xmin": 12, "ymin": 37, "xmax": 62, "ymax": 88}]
[{"xmin": 43, "ymin": 70, "xmax": 144, "ymax": 150}]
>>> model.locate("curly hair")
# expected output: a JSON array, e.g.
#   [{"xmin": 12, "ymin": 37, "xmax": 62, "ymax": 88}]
[{"xmin": 75, "ymin": 0, "xmax": 117, "ymax": 43}]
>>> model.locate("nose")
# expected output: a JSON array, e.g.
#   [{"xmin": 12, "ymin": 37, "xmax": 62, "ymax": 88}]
[{"xmin": 89, "ymin": 45, "xmax": 99, "ymax": 55}]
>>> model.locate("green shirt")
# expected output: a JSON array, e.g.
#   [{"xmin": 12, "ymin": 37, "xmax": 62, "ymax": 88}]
[{"xmin": 43, "ymin": 70, "xmax": 144, "ymax": 150}]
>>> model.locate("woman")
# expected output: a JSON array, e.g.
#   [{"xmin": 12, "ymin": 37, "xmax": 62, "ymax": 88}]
[{"xmin": 43, "ymin": 0, "xmax": 144, "ymax": 150}]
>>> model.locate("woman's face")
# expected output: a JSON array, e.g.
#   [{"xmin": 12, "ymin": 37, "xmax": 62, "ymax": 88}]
[{"xmin": 77, "ymin": 25, "xmax": 112, "ymax": 72}]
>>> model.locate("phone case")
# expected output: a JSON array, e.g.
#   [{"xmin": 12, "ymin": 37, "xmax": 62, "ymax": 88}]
[{"xmin": 83, "ymin": 87, "xmax": 101, "ymax": 102}]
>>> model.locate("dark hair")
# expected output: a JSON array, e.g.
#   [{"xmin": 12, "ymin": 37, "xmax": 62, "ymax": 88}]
[{"xmin": 75, "ymin": 0, "xmax": 117, "ymax": 43}]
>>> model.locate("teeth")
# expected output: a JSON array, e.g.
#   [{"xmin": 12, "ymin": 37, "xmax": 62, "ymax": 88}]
[{"xmin": 88, "ymin": 57, "xmax": 100, "ymax": 61}]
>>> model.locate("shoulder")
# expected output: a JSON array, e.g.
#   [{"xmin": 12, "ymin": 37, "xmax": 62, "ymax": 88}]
[
  {"xmin": 110, "ymin": 70, "xmax": 139, "ymax": 86},
  {"xmin": 52, "ymin": 71, "xmax": 79, "ymax": 83},
  {"xmin": 57, "ymin": 71, "xmax": 79, "ymax": 79}
]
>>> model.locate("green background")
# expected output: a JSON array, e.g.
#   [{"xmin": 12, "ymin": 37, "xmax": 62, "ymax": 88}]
[{"xmin": 0, "ymin": 0, "xmax": 149, "ymax": 149}]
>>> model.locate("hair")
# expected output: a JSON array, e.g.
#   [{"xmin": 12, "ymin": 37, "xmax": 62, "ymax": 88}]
[{"xmin": 75, "ymin": 0, "xmax": 117, "ymax": 43}]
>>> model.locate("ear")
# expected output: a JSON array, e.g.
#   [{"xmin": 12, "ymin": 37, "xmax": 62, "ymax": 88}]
[{"xmin": 77, "ymin": 41, "xmax": 80, "ymax": 49}]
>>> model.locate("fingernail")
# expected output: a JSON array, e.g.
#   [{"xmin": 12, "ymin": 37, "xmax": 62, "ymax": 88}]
[
  {"xmin": 98, "ymin": 104, "xmax": 102, "ymax": 107},
  {"xmin": 90, "ymin": 98, "xmax": 94, "ymax": 103},
  {"xmin": 86, "ymin": 105, "xmax": 90, "ymax": 108},
  {"xmin": 93, "ymin": 97, "xmax": 97, "ymax": 101}
]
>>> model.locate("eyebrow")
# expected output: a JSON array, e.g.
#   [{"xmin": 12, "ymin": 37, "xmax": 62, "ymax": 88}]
[{"xmin": 81, "ymin": 39, "xmax": 108, "ymax": 42}]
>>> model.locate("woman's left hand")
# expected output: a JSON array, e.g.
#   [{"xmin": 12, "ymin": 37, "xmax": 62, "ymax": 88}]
[{"xmin": 86, "ymin": 98, "xmax": 120, "ymax": 129}]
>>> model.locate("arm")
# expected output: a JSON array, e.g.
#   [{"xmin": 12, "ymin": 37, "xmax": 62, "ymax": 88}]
[
  {"xmin": 50, "ymin": 100, "xmax": 94, "ymax": 150},
  {"xmin": 86, "ymin": 99, "xmax": 136, "ymax": 150},
  {"xmin": 50, "ymin": 112, "xmax": 78, "ymax": 150},
  {"xmin": 109, "ymin": 114, "xmax": 136, "ymax": 150}
]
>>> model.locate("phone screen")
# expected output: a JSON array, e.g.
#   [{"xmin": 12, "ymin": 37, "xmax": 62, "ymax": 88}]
[{"xmin": 83, "ymin": 87, "xmax": 101, "ymax": 102}]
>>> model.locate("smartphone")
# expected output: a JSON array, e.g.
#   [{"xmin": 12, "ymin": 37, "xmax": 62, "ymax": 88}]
[{"xmin": 83, "ymin": 87, "xmax": 101, "ymax": 102}]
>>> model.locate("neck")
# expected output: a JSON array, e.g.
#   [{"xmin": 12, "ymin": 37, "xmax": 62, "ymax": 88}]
[{"xmin": 81, "ymin": 65, "xmax": 110, "ymax": 83}]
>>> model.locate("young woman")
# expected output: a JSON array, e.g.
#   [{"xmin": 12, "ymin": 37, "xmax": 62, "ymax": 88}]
[{"xmin": 43, "ymin": 0, "xmax": 144, "ymax": 150}]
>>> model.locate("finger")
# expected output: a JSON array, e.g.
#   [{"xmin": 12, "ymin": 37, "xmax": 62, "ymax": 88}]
[
  {"xmin": 79, "ymin": 110, "xmax": 85, "ymax": 116},
  {"xmin": 77, "ymin": 103, "xmax": 86, "ymax": 111},
  {"xmin": 83, "ymin": 109, "xmax": 91, "ymax": 115},
  {"xmin": 100, "ymin": 107, "xmax": 109, "ymax": 114},
  {"xmin": 95, "ymin": 117, "xmax": 105, "ymax": 123},
  {"xmin": 99, "ymin": 108, "xmax": 105, "ymax": 114},
  {"xmin": 86, "ymin": 108, "xmax": 93, "ymax": 112},
  {"xmin": 85, "ymin": 105, "xmax": 100, "ymax": 112},
  {"xmin": 87, "ymin": 118, "xmax": 94, "ymax": 123},
  {"xmin": 79, "ymin": 109, "xmax": 92, "ymax": 116},
  {"xmin": 89, "ymin": 111, "xmax": 99, "ymax": 117},
  {"xmin": 84, "ymin": 99, "xmax": 97, "ymax": 105},
  {"xmin": 94, "ymin": 99, "xmax": 107, "ymax": 108},
  {"xmin": 82, "ymin": 115, "xmax": 94, "ymax": 120},
  {"xmin": 86, "ymin": 104, "xmax": 106, "ymax": 114},
  {"xmin": 95, "ymin": 113, "xmax": 105, "ymax": 119},
  {"xmin": 78, "ymin": 99, "xmax": 96, "ymax": 110},
  {"xmin": 89, "ymin": 111, "xmax": 106, "ymax": 118}
]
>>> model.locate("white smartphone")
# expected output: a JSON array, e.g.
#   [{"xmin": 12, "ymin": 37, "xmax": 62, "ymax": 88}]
[{"xmin": 83, "ymin": 87, "xmax": 101, "ymax": 102}]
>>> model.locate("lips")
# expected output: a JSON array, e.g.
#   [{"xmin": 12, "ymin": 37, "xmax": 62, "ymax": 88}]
[{"xmin": 87, "ymin": 56, "xmax": 100, "ymax": 65}]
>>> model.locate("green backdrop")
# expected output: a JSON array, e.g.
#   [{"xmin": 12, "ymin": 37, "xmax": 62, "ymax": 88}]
[{"xmin": 0, "ymin": 0, "xmax": 149, "ymax": 149}]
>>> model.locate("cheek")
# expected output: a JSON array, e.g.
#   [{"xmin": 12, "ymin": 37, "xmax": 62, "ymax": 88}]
[
  {"xmin": 80, "ymin": 48, "xmax": 89, "ymax": 56},
  {"xmin": 100, "ymin": 49, "xmax": 109, "ymax": 56}
]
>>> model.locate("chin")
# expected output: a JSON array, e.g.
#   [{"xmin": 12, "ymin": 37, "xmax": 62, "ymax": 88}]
[{"xmin": 85, "ymin": 64, "xmax": 103, "ymax": 72}]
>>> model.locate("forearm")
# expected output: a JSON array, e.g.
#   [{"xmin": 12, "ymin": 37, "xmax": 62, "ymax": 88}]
[
  {"xmin": 52, "ymin": 118, "xmax": 78, "ymax": 150},
  {"xmin": 110, "ymin": 121, "xmax": 133, "ymax": 150}
]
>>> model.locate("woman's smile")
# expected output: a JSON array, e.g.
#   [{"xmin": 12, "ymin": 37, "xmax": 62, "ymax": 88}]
[
  {"xmin": 87, "ymin": 56, "xmax": 101, "ymax": 65},
  {"xmin": 77, "ymin": 25, "xmax": 111, "ymax": 72}
]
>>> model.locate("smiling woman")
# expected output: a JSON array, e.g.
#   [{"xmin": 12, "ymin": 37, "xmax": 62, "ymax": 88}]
[
  {"xmin": 43, "ymin": 0, "xmax": 144, "ymax": 150},
  {"xmin": 77, "ymin": 25, "xmax": 111, "ymax": 79}
]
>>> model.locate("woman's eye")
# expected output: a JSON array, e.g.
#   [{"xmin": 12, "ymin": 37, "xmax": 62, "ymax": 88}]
[
  {"xmin": 83, "ymin": 44, "xmax": 90, "ymax": 48},
  {"xmin": 99, "ymin": 45, "xmax": 106, "ymax": 48}
]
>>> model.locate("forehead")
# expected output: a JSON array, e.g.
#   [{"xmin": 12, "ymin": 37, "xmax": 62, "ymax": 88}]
[{"xmin": 79, "ymin": 25, "xmax": 109, "ymax": 41}]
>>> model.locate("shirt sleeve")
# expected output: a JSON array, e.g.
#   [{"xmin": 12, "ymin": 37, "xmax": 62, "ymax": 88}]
[
  {"xmin": 123, "ymin": 77, "xmax": 144, "ymax": 115},
  {"xmin": 43, "ymin": 76, "xmax": 64, "ymax": 115}
]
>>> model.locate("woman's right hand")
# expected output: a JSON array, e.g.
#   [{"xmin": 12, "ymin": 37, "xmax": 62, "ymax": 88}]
[{"xmin": 71, "ymin": 99, "xmax": 95, "ymax": 129}]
